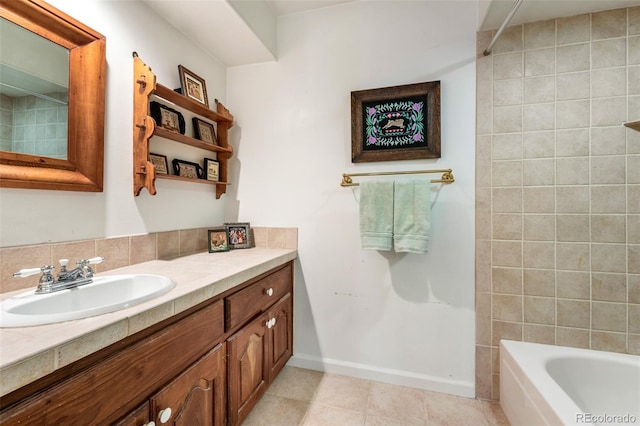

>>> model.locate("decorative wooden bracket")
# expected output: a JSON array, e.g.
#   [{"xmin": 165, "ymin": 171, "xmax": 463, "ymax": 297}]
[{"xmin": 133, "ymin": 53, "xmax": 157, "ymax": 196}]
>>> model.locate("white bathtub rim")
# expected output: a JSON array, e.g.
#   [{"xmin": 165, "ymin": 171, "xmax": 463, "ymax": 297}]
[{"xmin": 500, "ymin": 340, "xmax": 640, "ymax": 426}]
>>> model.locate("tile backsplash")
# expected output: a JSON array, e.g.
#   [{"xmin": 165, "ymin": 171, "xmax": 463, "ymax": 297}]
[
  {"xmin": 0, "ymin": 227, "xmax": 297, "ymax": 294},
  {"xmin": 476, "ymin": 6, "xmax": 640, "ymax": 400}
]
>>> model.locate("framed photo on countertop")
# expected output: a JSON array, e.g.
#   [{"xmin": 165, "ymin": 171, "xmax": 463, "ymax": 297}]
[
  {"xmin": 225, "ymin": 222, "xmax": 251, "ymax": 249},
  {"xmin": 208, "ymin": 227, "xmax": 230, "ymax": 252}
]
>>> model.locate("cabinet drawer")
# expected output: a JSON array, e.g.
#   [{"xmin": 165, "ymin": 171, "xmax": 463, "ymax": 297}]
[{"xmin": 225, "ymin": 263, "xmax": 292, "ymax": 331}]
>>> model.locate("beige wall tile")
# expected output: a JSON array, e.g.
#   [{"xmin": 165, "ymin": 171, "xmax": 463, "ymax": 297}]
[
  {"xmin": 492, "ymin": 294, "xmax": 523, "ymax": 321},
  {"xmin": 523, "ymin": 159, "xmax": 554, "ymax": 186},
  {"xmin": 557, "ymin": 44, "xmax": 590, "ymax": 73},
  {"xmin": 592, "ymin": 97, "xmax": 627, "ymax": 126},
  {"xmin": 591, "ymin": 243, "xmax": 627, "ymax": 273},
  {"xmin": 591, "ymin": 330, "xmax": 627, "ymax": 352},
  {"xmin": 492, "ymin": 133, "xmax": 522, "ymax": 160},
  {"xmin": 630, "ymin": 245, "xmax": 640, "ymax": 274},
  {"xmin": 556, "ymin": 186, "xmax": 590, "ymax": 213},
  {"xmin": 523, "ymin": 269, "xmax": 555, "ymax": 296},
  {"xmin": 52, "ymin": 240, "xmax": 96, "ymax": 272},
  {"xmin": 592, "ymin": 301, "xmax": 627, "ymax": 332},
  {"xmin": 523, "ymin": 214, "xmax": 555, "ymax": 241},
  {"xmin": 556, "ymin": 100, "xmax": 590, "ymax": 129},
  {"xmin": 492, "ymin": 267, "xmax": 522, "ymax": 294},
  {"xmin": 493, "ymin": 79, "xmax": 522, "ymax": 106},
  {"xmin": 630, "ymin": 7, "xmax": 640, "ymax": 35},
  {"xmin": 629, "ymin": 275, "xmax": 640, "ymax": 304},
  {"xmin": 630, "ymin": 215, "xmax": 640, "ymax": 244},
  {"xmin": 629, "ymin": 155, "xmax": 640, "ymax": 184},
  {"xmin": 493, "ymin": 52, "xmax": 523, "ymax": 80},
  {"xmin": 476, "ymin": 293, "xmax": 492, "ymax": 346},
  {"xmin": 524, "ymin": 48, "xmax": 555, "ymax": 76},
  {"xmin": 0, "ymin": 244, "xmax": 51, "ymax": 293},
  {"xmin": 556, "ymin": 71, "xmax": 590, "ymax": 101},
  {"xmin": 523, "ymin": 187, "xmax": 554, "ymax": 213},
  {"xmin": 492, "ymin": 25, "xmax": 523, "ymax": 54},
  {"xmin": 524, "ymin": 76, "xmax": 554, "ymax": 104},
  {"xmin": 523, "ymin": 241, "xmax": 555, "ymax": 269},
  {"xmin": 631, "ymin": 186, "xmax": 640, "ymax": 213},
  {"xmin": 475, "ymin": 345, "xmax": 493, "ymax": 400},
  {"xmin": 179, "ymin": 228, "xmax": 208, "ymax": 254},
  {"xmin": 591, "ymin": 9, "xmax": 627, "ymax": 40},
  {"xmin": 557, "ymin": 299, "xmax": 590, "ymax": 328},
  {"xmin": 593, "ymin": 185, "xmax": 628, "ymax": 214},
  {"xmin": 493, "ymin": 106, "xmax": 523, "ymax": 133},
  {"xmin": 557, "ymin": 271, "xmax": 591, "ymax": 299},
  {"xmin": 476, "ymin": 136, "xmax": 492, "ymax": 185},
  {"xmin": 630, "ymin": 304, "xmax": 640, "ymax": 333},
  {"xmin": 524, "ymin": 103, "xmax": 555, "ymax": 131},
  {"xmin": 523, "ymin": 324, "xmax": 555, "ymax": 344},
  {"xmin": 157, "ymin": 231, "xmax": 179, "ymax": 260},
  {"xmin": 631, "ymin": 334, "xmax": 640, "ymax": 355},
  {"xmin": 630, "ymin": 36, "xmax": 640, "ymax": 65},
  {"xmin": 493, "ymin": 214, "xmax": 522, "ymax": 240},
  {"xmin": 524, "ymin": 20, "xmax": 555, "ymax": 50},
  {"xmin": 523, "ymin": 131, "xmax": 554, "ymax": 158},
  {"xmin": 591, "ymin": 215, "xmax": 626, "ymax": 243},
  {"xmin": 591, "ymin": 127, "xmax": 626, "ymax": 156},
  {"xmin": 556, "ymin": 157, "xmax": 589, "ymax": 185},
  {"xmin": 556, "ymin": 215, "xmax": 590, "ymax": 242},
  {"xmin": 492, "ymin": 241, "xmax": 522, "ymax": 267},
  {"xmin": 592, "ymin": 272, "xmax": 627, "ymax": 302},
  {"xmin": 592, "ymin": 39, "xmax": 626, "ymax": 69},
  {"xmin": 476, "ymin": 240, "xmax": 492, "ymax": 293},
  {"xmin": 556, "ymin": 129, "xmax": 590, "ymax": 157},
  {"xmin": 628, "ymin": 66, "xmax": 640, "ymax": 95},
  {"xmin": 492, "ymin": 320, "xmax": 523, "ymax": 346},
  {"xmin": 96, "ymin": 237, "xmax": 129, "ymax": 272},
  {"xmin": 267, "ymin": 228, "xmax": 287, "ymax": 248},
  {"xmin": 556, "ymin": 326, "xmax": 590, "ymax": 348},
  {"xmin": 524, "ymin": 296, "xmax": 555, "ymax": 325},
  {"xmin": 556, "ymin": 242, "xmax": 590, "ymax": 271},
  {"xmin": 285, "ymin": 228, "xmax": 298, "ymax": 249},
  {"xmin": 130, "ymin": 233, "xmax": 157, "ymax": 265},
  {"xmin": 557, "ymin": 14, "xmax": 590, "ymax": 45},
  {"xmin": 591, "ymin": 68, "xmax": 626, "ymax": 98},
  {"xmin": 492, "ymin": 188, "xmax": 522, "ymax": 213}
]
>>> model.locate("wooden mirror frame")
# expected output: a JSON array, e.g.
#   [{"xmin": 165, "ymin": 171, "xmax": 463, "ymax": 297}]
[{"xmin": 0, "ymin": 0, "xmax": 106, "ymax": 191}]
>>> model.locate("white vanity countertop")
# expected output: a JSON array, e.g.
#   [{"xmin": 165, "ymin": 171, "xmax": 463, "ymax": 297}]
[{"xmin": 0, "ymin": 247, "xmax": 297, "ymax": 397}]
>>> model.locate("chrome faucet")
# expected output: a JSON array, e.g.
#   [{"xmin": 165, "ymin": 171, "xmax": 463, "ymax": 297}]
[{"xmin": 13, "ymin": 257, "xmax": 105, "ymax": 294}]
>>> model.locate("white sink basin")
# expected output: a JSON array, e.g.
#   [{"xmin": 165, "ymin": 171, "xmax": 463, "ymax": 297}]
[{"xmin": 0, "ymin": 274, "xmax": 176, "ymax": 327}]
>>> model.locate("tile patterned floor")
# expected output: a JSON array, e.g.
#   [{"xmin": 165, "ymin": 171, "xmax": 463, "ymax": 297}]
[{"xmin": 243, "ymin": 367, "xmax": 510, "ymax": 426}]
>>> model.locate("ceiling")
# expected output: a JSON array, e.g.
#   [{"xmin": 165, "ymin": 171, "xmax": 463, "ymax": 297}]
[{"xmin": 143, "ymin": 0, "xmax": 640, "ymax": 66}]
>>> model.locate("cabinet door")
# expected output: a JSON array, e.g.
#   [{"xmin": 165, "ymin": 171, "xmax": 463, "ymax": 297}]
[
  {"xmin": 267, "ymin": 292, "xmax": 293, "ymax": 383},
  {"xmin": 149, "ymin": 343, "xmax": 226, "ymax": 426},
  {"xmin": 227, "ymin": 314, "xmax": 269, "ymax": 426}
]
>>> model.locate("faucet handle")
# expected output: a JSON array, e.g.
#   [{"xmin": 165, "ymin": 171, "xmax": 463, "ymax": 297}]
[
  {"xmin": 77, "ymin": 256, "xmax": 105, "ymax": 266},
  {"xmin": 13, "ymin": 266, "xmax": 53, "ymax": 278}
]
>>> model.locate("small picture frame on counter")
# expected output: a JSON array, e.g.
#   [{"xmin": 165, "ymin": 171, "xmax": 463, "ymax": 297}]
[
  {"xmin": 208, "ymin": 227, "xmax": 230, "ymax": 253},
  {"xmin": 226, "ymin": 222, "xmax": 251, "ymax": 249},
  {"xmin": 178, "ymin": 64, "xmax": 209, "ymax": 106},
  {"xmin": 193, "ymin": 118, "xmax": 217, "ymax": 145},
  {"xmin": 172, "ymin": 159, "xmax": 203, "ymax": 179},
  {"xmin": 204, "ymin": 158, "xmax": 220, "ymax": 181},
  {"xmin": 149, "ymin": 153, "xmax": 169, "ymax": 174},
  {"xmin": 150, "ymin": 101, "xmax": 186, "ymax": 134}
]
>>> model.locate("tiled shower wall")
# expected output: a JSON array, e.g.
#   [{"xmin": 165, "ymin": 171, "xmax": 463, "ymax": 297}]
[
  {"xmin": 475, "ymin": 7, "xmax": 640, "ymax": 400},
  {"xmin": 0, "ymin": 227, "xmax": 297, "ymax": 294}
]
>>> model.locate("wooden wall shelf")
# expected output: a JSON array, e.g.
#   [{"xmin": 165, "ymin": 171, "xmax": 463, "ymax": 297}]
[
  {"xmin": 624, "ymin": 121, "xmax": 640, "ymax": 132},
  {"xmin": 133, "ymin": 53, "xmax": 234, "ymax": 199}
]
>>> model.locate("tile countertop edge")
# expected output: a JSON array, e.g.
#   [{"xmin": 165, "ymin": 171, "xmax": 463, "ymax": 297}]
[{"xmin": 0, "ymin": 247, "xmax": 298, "ymax": 397}]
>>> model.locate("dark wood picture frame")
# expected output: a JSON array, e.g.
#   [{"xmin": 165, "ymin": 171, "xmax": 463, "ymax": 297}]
[
  {"xmin": 351, "ymin": 81, "xmax": 441, "ymax": 163},
  {"xmin": 172, "ymin": 159, "xmax": 203, "ymax": 179},
  {"xmin": 193, "ymin": 118, "xmax": 217, "ymax": 145},
  {"xmin": 178, "ymin": 64, "xmax": 209, "ymax": 107},
  {"xmin": 150, "ymin": 101, "xmax": 185, "ymax": 134},
  {"xmin": 204, "ymin": 158, "xmax": 220, "ymax": 182},
  {"xmin": 225, "ymin": 222, "xmax": 251, "ymax": 249},
  {"xmin": 149, "ymin": 153, "xmax": 169, "ymax": 174},
  {"xmin": 208, "ymin": 227, "xmax": 230, "ymax": 253}
]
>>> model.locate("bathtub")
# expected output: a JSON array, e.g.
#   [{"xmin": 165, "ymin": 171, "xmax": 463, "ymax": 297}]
[{"xmin": 500, "ymin": 340, "xmax": 640, "ymax": 425}]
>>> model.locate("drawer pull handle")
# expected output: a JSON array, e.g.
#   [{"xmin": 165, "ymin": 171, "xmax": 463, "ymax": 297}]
[
  {"xmin": 158, "ymin": 407, "xmax": 172, "ymax": 423},
  {"xmin": 265, "ymin": 288, "xmax": 274, "ymax": 296}
]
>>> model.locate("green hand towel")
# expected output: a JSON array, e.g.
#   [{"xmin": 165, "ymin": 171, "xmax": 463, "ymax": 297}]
[
  {"xmin": 359, "ymin": 180, "xmax": 394, "ymax": 251},
  {"xmin": 393, "ymin": 179, "xmax": 430, "ymax": 253}
]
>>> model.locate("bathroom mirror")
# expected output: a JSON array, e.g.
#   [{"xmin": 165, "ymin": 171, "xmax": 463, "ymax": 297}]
[{"xmin": 0, "ymin": 0, "xmax": 106, "ymax": 191}]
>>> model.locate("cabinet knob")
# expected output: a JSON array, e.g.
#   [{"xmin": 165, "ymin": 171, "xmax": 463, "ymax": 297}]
[
  {"xmin": 265, "ymin": 288, "xmax": 274, "ymax": 296},
  {"xmin": 143, "ymin": 422, "xmax": 156, "ymax": 426},
  {"xmin": 265, "ymin": 317, "xmax": 276, "ymax": 328},
  {"xmin": 158, "ymin": 407, "xmax": 172, "ymax": 424}
]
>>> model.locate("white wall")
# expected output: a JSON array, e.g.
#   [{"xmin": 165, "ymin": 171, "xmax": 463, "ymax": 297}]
[
  {"xmin": 227, "ymin": 1, "xmax": 478, "ymax": 396},
  {"xmin": 0, "ymin": 0, "xmax": 228, "ymax": 247}
]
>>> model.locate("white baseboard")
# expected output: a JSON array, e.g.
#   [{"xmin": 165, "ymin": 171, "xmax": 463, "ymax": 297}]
[{"xmin": 286, "ymin": 353, "xmax": 475, "ymax": 398}]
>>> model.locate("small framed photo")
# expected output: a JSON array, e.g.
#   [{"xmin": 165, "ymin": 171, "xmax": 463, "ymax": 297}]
[
  {"xmin": 208, "ymin": 227, "xmax": 230, "ymax": 253},
  {"xmin": 226, "ymin": 222, "xmax": 251, "ymax": 249},
  {"xmin": 150, "ymin": 101, "xmax": 185, "ymax": 134},
  {"xmin": 204, "ymin": 158, "xmax": 220, "ymax": 181},
  {"xmin": 172, "ymin": 159, "xmax": 203, "ymax": 179},
  {"xmin": 149, "ymin": 153, "xmax": 169, "ymax": 174},
  {"xmin": 178, "ymin": 64, "xmax": 209, "ymax": 106},
  {"xmin": 193, "ymin": 118, "xmax": 217, "ymax": 145}
]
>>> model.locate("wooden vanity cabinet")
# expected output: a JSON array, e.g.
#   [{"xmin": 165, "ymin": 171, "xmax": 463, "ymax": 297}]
[{"xmin": 0, "ymin": 261, "xmax": 293, "ymax": 426}]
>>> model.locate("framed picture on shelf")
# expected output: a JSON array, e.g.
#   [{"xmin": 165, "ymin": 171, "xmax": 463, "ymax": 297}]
[
  {"xmin": 351, "ymin": 81, "xmax": 441, "ymax": 163},
  {"xmin": 178, "ymin": 64, "xmax": 209, "ymax": 106},
  {"xmin": 193, "ymin": 118, "xmax": 217, "ymax": 145},
  {"xmin": 225, "ymin": 222, "xmax": 251, "ymax": 249},
  {"xmin": 208, "ymin": 227, "xmax": 230, "ymax": 253},
  {"xmin": 149, "ymin": 153, "xmax": 169, "ymax": 174},
  {"xmin": 204, "ymin": 158, "xmax": 220, "ymax": 182},
  {"xmin": 150, "ymin": 101, "xmax": 185, "ymax": 134},
  {"xmin": 172, "ymin": 159, "xmax": 203, "ymax": 179}
]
